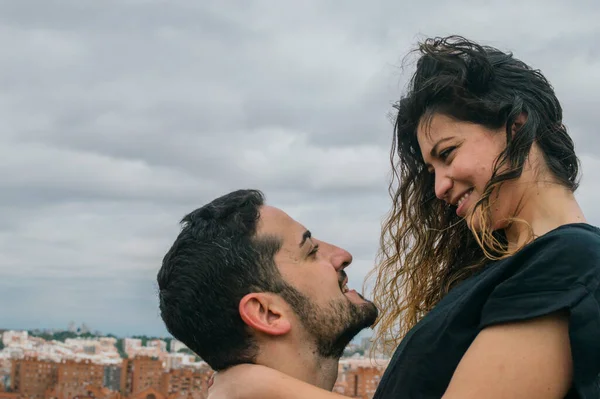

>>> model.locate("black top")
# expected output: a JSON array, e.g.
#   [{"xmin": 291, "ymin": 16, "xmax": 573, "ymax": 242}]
[{"xmin": 373, "ymin": 223, "xmax": 600, "ymax": 399}]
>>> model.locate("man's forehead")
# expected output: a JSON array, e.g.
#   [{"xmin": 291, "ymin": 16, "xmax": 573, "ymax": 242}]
[{"xmin": 257, "ymin": 205, "xmax": 305, "ymax": 238}]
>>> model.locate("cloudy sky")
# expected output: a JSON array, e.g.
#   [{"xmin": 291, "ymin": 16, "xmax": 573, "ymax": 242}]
[{"xmin": 2, "ymin": 1, "xmax": 600, "ymax": 338}]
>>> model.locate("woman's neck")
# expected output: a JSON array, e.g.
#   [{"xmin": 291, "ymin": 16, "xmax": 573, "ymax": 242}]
[{"xmin": 504, "ymin": 183, "xmax": 587, "ymax": 252}]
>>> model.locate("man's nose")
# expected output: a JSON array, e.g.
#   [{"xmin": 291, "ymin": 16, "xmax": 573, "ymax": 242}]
[{"xmin": 330, "ymin": 246, "xmax": 352, "ymax": 272}]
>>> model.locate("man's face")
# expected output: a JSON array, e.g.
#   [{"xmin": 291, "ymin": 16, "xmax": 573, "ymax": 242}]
[{"xmin": 257, "ymin": 205, "xmax": 378, "ymax": 358}]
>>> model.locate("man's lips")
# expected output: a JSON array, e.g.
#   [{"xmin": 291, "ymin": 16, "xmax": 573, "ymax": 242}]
[{"xmin": 340, "ymin": 276, "xmax": 348, "ymax": 289}]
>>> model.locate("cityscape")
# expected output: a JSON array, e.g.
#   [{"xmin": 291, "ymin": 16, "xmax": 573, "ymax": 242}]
[
  {"xmin": 4, "ymin": 1, "xmax": 595, "ymax": 398},
  {"xmin": 0, "ymin": 324, "xmax": 389, "ymax": 399}
]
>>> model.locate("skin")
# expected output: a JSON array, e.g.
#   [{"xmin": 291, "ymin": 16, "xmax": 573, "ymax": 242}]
[
  {"xmin": 419, "ymin": 113, "xmax": 586, "ymax": 250},
  {"xmin": 420, "ymin": 114, "xmax": 509, "ymax": 230},
  {"xmin": 419, "ymin": 113, "xmax": 582, "ymax": 398},
  {"xmin": 258, "ymin": 205, "xmax": 369, "ymax": 313},
  {"xmin": 208, "ymin": 114, "xmax": 586, "ymax": 399},
  {"xmin": 236, "ymin": 205, "xmax": 377, "ymax": 390}
]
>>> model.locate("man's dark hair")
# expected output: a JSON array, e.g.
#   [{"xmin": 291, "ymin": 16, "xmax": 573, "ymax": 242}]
[{"xmin": 157, "ymin": 189, "xmax": 288, "ymax": 371}]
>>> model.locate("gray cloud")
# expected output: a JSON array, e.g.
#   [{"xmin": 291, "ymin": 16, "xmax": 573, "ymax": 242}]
[{"xmin": 2, "ymin": 0, "xmax": 600, "ymax": 337}]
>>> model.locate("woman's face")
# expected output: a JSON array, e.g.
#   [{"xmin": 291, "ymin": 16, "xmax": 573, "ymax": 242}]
[{"xmin": 417, "ymin": 113, "xmax": 523, "ymax": 231}]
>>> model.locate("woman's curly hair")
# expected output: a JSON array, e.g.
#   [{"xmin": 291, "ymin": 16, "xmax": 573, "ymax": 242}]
[{"xmin": 367, "ymin": 35, "xmax": 580, "ymax": 352}]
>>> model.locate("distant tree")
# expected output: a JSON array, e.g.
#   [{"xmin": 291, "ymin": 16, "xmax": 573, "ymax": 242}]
[
  {"xmin": 132, "ymin": 335, "xmax": 149, "ymax": 346},
  {"xmin": 79, "ymin": 332, "xmax": 95, "ymax": 339},
  {"xmin": 51, "ymin": 331, "xmax": 79, "ymax": 342},
  {"xmin": 178, "ymin": 348, "xmax": 202, "ymax": 362},
  {"xmin": 28, "ymin": 330, "xmax": 96, "ymax": 342},
  {"xmin": 115, "ymin": 339, "xmax": 128, "ymax": 359},
  {"xmin": 130, "ymin": 335, "xmax": 172, "ymax": 348},
  {"xmin": 177, "ymin": 348, "xmax": 194, "ymax": 355},
  {"xmin": 0, "ymin": 340, "xmax": 4, "ymax": 350},
  {"xmin": 342, "ymin": 347, "xmax": 364, "ymax": 357},
  {"xmin": 28, "ymin": 330, "xmax": 51, "ymax": 341}
]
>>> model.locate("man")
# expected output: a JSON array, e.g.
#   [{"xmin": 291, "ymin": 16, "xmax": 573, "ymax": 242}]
[{"xmin": 157, "ymin": 189, "xmax": 378, "ymax": 390}]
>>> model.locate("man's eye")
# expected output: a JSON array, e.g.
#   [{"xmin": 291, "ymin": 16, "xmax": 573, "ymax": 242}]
[{"xmin": 309, "ymin": 245, "xmax": 319, "ymax": 256}]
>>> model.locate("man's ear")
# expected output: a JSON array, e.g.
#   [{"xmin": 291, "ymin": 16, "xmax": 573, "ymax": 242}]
[{"xmin": 238, "ymin": 293, "xmax": 291, "ymax": 336}]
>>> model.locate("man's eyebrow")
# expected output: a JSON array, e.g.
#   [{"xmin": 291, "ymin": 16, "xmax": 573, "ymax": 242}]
[
  {"xmin": 430, "ymin": 136, "xmax": 455, "ymax": 158},
  {"xmin": 299, "ymin": 230, "xmax": 311, "ymax": 247}
]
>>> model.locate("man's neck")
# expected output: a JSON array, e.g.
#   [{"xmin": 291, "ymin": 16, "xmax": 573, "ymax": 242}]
[{"xmin": 255, "ymin": 341, "xmax": 339, "ymax": 390}]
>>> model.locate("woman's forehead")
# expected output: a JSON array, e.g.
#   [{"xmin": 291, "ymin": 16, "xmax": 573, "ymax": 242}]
[{"xmin": 417, "ymin": 115, "xmax": 454, "ymax": 151}]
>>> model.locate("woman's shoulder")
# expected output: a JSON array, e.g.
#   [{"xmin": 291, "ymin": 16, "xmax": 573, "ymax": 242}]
[
  {"xmin": 511, "ymin": 222, "xmax": 600, "ymax": 271},
  {"xmin": 531, "ymin": 222, "xmax": 600, "ymax": 246},
  {"xmin": 447, "ymin": 223, "xmax": 600, "ymax": 317},
  {"xmin": 476, "ymin": 222, "xmax": 600, "ymax": 325}
]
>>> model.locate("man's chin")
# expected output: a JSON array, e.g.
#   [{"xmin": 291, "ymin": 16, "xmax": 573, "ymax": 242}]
[
  {"xmin": 345, "ymin": 298, "xmax": 378, "ymax": 329},
  {"xmin": 361, "ymin": 302, "xmax": 379, "ymax": 329},
  {"xmin": 295, "ymin": 290, "xmax": 379, "ymax": 359},
  {"xmin": 324, "ymin": 305, "xmax": 379, "ymax": 359},
  {"xmin": 345, "ymin": 291, "xmax": 378, "ymax": 315}
]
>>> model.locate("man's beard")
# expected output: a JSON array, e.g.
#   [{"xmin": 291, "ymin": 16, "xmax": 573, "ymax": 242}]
[{"xmin": 279, "ymin": 285, "xmax": 379, "ymax": 359}]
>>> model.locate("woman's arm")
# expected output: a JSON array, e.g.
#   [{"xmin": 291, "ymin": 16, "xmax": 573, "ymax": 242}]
[
  {"xmin": 209, "ymin": 314, "xmax": 572, "ymax": 399},
  {"xmin": 208, "ymin": 364, "xmax": 349, "ymax": 399},
  {"xmin": 442, "ymin": 312, "xmax": 573, "ymax": 399}
]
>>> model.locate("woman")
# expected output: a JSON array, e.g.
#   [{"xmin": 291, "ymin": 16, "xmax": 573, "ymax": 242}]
[{"xmin": 208, "ymin": 36, "xmax": 600, "ymax": 398}]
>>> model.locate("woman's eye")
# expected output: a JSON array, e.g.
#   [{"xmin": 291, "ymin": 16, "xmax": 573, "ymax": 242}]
[{"xmin": 439, "ymin": 146, "xmax": 456, "ymax": 161}]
